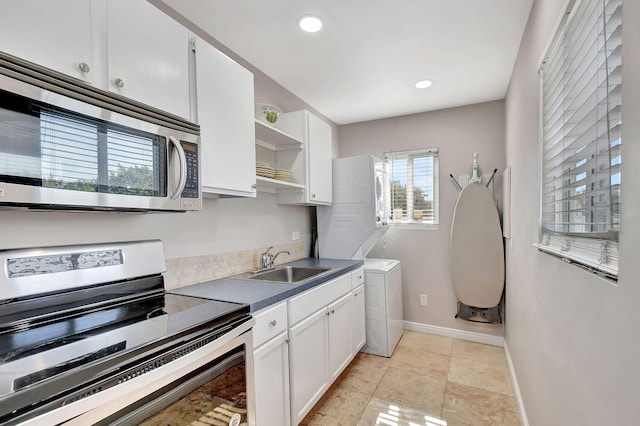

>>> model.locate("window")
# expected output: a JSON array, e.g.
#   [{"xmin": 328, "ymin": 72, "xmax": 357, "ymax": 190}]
[
  {"xmin": 537, "ymin": 0, "xmax": 622, "ymax": 279},
  {"xmin": 384, "ymin": 148, "xmax": 439, "ymax": 228}
]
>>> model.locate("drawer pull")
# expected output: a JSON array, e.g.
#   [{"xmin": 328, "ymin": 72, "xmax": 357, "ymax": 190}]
[
  {"xmin": 330, "ymin": 309, "xmax": 335, "ymax": 314},
  {"xmin": 358, "ymin": 275, "xmax": 362, "ymax": 280},
  {"xmin": 270, "ymin": 320, "xmax": 277, "ymax": 327}
]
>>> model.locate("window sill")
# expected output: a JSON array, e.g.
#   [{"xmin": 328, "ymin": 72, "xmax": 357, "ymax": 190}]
[{"xmin": 532, "ymin": 243, "xmax": 618, "ymax": 284}]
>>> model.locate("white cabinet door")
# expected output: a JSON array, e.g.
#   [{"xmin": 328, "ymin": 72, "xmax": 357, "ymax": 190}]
[
  {"xmin": 327, "ymin": 293, "xmax": 353, "ymax": 381},
  {"xmin": 275, "ymin": 110, "xmax": 332, "ymax": 206},
  {"xmin": 106, "ymin": 0, "xmax": 190, "ymax": 118},
  {"xmin": 254, "ymin": 332, "xmax": 290, "ymax": 426},
  {"xmin": 0, "ymin": 0, "xmax": 94, "ymax": 83},
  {"xmin": 351, "ymin": 284, "xmax": 366, "ymax": 353},
  {"xmin": 195, "ymin": 36, "xmax": 256, "ymax": 197},
  {"xmin": 306, "ymin": 112, "xmax": 332, "ymax": 204},
  {"xmin": 288, "ymin": 308, "xmax": 329, "ymax": 425}
]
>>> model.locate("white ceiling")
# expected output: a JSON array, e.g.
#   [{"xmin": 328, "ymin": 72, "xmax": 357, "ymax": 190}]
[{"xmin": 159, "ymin": 0, "xmax": 533, "ymax": 125}]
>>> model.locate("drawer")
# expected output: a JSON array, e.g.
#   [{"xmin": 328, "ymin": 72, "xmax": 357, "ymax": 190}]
[
  {"xmin": 351, "ymin": 267, "xmax": 364, "ymax": 289},
  {"xmin": 253, "ymin": 301, "xmax": 288, "ymax": 348},
  {"xmin": 288, "ymin": 273, "xmax": 351, "ymax": 326}
]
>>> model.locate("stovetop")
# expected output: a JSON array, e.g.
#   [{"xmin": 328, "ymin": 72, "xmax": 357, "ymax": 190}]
[{"xmin": 0, "ymin": 240, "xmax": 251, "ymax": 424}]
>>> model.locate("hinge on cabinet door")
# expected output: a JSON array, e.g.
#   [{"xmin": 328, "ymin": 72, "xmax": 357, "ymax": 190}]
[{"xmin": 189, "ymin": 37, "xmax": 196, "ymax": 52}]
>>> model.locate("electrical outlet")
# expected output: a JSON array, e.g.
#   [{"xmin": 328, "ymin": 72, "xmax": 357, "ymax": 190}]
[
  {"xmin": 420, "ymin": 294, "xmax": 428, "ymax": 307},
  {"xmin": 292, "ymin": 231, "xmax": 300, "ymax": 241}
]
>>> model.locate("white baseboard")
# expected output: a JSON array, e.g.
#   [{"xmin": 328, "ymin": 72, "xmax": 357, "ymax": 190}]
[
  {"xmin": 403, "ymin": 320, "xmax": 505, "ymax": 347},
  {"xmin": 504, "ymin": 340, "xmax": 529, "ymax": 426}
]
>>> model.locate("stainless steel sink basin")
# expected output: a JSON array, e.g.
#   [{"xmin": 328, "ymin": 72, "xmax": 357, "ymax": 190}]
[{"xmin": 247, "ymin": 266, "xmax": 330, "ymax": 283}]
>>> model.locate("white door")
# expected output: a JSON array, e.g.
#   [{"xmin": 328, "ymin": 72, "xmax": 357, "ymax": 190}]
[
  {"xmin": 306, "ymin": 112, "xmax": 332, "ymax": 204},
  {"xmin": 106, "ymin": 0, "xmax": 190, "ymax": 118},
  {"xmin": 195, "ymin": 36, "xmax": 256, "ymax": 197},
  {"xmin": 288, "ymin": 308, "xmax": 329, "ymax": 425},
  {"xmin": 328, "ymin": 293, "xmax": 353, "ymax": 381},
  {"xmin": 0, "ymin": 0, "xmax": 94, "ymax": 83},
  {"xmin": 351, "ymin": 284, "xmax": 366, "ymax": 353},
  {"xmin": 253, "ymin": 332, "xmax": 290, "ymax": 426}
]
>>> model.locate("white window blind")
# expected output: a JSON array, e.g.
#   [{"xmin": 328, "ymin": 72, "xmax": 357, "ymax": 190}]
[
  {"xmin": 538, "ymin": 0, "xmax": 622, "ymax": 279},
  {"xmin": 384, "ymin": 148, "xmax": 439, "ymax": 228}
]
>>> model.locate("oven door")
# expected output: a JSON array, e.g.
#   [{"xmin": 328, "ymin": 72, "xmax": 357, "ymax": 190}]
[{"xmin": 18, "ymin": 319, "xmax": 255, "ymax": 426}]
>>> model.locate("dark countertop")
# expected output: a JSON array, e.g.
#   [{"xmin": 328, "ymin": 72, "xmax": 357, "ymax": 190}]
[{"xmin": 169, "ymin": 258, "xmax": 364, "ymax": 312}]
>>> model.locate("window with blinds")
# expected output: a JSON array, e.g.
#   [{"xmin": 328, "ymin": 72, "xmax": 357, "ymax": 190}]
[
  {"xmin": 384, "ymin": 148, "xmax": 439, "ymax": 228},
  {"xmin": 537, "ymin": 0, "xmax": 622, "ymax": 279}
]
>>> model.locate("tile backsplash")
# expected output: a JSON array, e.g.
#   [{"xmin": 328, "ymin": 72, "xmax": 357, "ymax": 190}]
[{"xmin": 163, "ymin": 241, "xmax": 306, "ymax": 290}]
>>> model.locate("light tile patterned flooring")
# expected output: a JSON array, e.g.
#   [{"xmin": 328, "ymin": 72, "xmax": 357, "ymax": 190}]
[{"xmin": 300, "ymin": 331, "xmax": 521, "ymax": 426}]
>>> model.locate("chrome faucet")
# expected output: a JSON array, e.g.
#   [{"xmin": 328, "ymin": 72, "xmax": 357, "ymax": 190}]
[
  {"xmin": 270, "ymin": 250, "xmax": 291, "ymax": 268},
  {"xmin": 260, "ymin": 246, "xmax": 274, "ymax": 270},
  {"xmin": 259, "ymin": 246, "xmax": 291, "ymax": 271}
]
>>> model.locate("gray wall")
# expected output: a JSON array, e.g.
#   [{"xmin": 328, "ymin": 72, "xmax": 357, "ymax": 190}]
[
  {"xmin": 339, "ymin": 100, "xmax": 506, "ymax": 337},
  {"xmin": 0, "ymin": 194, "xmax": 311, "ymax": 260},
  {"xmin": 504, "ymin": 0, "xmax": 640, "ymax": 424}
]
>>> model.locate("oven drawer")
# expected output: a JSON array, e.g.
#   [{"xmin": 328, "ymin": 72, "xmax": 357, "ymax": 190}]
[{"xmin": 253, "ymin": 301, "xmax": 288, "ymax": 348}]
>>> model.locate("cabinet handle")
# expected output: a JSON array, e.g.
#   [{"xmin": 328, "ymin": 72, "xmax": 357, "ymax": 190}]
[
  {"xmin": 114, "ymin": 78, "xmax": 125, "ymax": 88},
  {"xmin": 325, "ymin": 311, "xmax": 330, "ymax": 316},
  {"xmin": 78, "ymin": 62, "xmax": 91, "ymax": 73},
  {"xmin": 285, "ymin": 338, "xmax": 290, "ymax": 344},
  {"xmin": 269, "ymin": 320, "xmax": 277, "ymax": 327},
  {"xmin": 330, "ymin": 309, "xmax": 335, "ymax": 314},
  {"xmin": 312, "ymin": 193, "xmax": 316, "ymax": 198},
  {"xmin": 358, "ymin": 275, "xmax": 362, "ymax": 280},
  {"xmin": 251, "ymin": 184, "xmax": 257, "ymax": 190}
]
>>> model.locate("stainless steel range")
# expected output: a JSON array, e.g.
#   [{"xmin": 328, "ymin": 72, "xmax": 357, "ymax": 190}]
[{"xmin": 0, "ymin": 240, "xmax": 255, "ymax": 425}]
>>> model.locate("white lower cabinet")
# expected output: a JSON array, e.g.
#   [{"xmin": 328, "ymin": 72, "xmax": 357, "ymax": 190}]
[
  {"xmin": 328, "ymin": 293, "xmax": 353, "ymax": 381},
  {"xmin": 252, "ymin": 269, "xmax": 365, "ymax": 426},
  {"xmin": 287, "ymin": 273, "xmax": 355, "ymax": 425},
  {"xmin": 254, "ymin": 331, "xmax": 290, "ymax": 426},
  {"xmin": 288, "ymin": 308, "xmax": 330, "ymax": 425},
  {"xmin": 253, "ymin": 302, "xmax": 290, "ymax": 426},
  {"xmin": 351, "ymin": 284, "xmax": 366, "ymax": 353}
]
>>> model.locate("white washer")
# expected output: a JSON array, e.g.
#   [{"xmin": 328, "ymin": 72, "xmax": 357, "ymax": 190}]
[{"xmin": 362, "ymin": 258, "xmax": 403, "ymax": 357}]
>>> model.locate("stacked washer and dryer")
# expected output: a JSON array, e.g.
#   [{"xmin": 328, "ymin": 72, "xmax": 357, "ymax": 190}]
[{"xmin": 317, "ymin": 155, "xmax": 403, "ymax": 357}]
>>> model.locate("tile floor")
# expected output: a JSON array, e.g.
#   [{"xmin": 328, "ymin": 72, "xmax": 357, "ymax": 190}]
[{"xmin": 300, "ymin": 331, "xmax": 521, "ymax": 426}]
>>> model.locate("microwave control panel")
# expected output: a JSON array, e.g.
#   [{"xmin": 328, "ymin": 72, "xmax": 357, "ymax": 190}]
[{"xmin": 181, "ymin": 141, "xmax": 199, "ymax": 199}]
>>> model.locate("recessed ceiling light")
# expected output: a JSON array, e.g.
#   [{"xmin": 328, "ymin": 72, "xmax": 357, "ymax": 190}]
[
  {"xmin": 298, "ymin": 15, "xmax": 323, "ymax": 33},
  {"xmin": 415, "ymin": 79, "xmax": 433, "ymax": 89}
]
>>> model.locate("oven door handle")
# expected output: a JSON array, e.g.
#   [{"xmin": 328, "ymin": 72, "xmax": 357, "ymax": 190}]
[{"xmin": 169, "ymin": 136, "xmax": 187, "ymax": 200}]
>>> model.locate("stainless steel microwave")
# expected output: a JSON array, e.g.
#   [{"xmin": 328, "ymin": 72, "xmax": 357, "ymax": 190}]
[{"xmin": 0, "ymin": 53, "xmax": 201, "ymax": 212}]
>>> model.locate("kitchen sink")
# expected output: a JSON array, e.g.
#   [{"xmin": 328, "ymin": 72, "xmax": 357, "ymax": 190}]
[{"xmin": 247, "ymin": 266, "xmax": 330, "ymax": 283}]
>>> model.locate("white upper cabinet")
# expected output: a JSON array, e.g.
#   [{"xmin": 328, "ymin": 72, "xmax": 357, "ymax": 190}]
[
  {"xmin": 0, "ymin": 0, "xmax": 191, "ymax": 119},
  {"xmin": 306, "ymin": 112, "xmax": 333, "ymax": 204},
  {"xmin": 275, "ymin": 110, "xmax": 333, "ymax": 205},
  {"xmin": 106, "ymin": 0, "xmax": 190, "ymax": 119},
  {"xmin": 0, "ymin": 0, "xmax": 95, "ymax": 83},
  {"xmin": 194, "ymin": 36, "xmax": 256, "ymax": 197}
]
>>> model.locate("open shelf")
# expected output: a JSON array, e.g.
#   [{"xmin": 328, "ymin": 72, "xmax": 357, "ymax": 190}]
[
  {"xmin": 255, "ymin": 119, "xmax": 302, "ymax": 151},
  {"xmin": 255, "ymin": 176, "xmax": 305, "ymax": 193}
]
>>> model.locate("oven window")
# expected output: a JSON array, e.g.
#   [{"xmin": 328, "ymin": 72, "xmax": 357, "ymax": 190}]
[
  {"xmin": 103, "ymin": 349, "xmax": 249, "ymax": 426},
  {"xmin": 0, "ymin": 89, "xmax": 167, "ymax": 197}
]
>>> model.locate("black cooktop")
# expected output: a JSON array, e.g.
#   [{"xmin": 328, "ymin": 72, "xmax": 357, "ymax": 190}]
[{"xmin": 0, "ymin": 275, "xmax": 249, "ymax": 400}]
